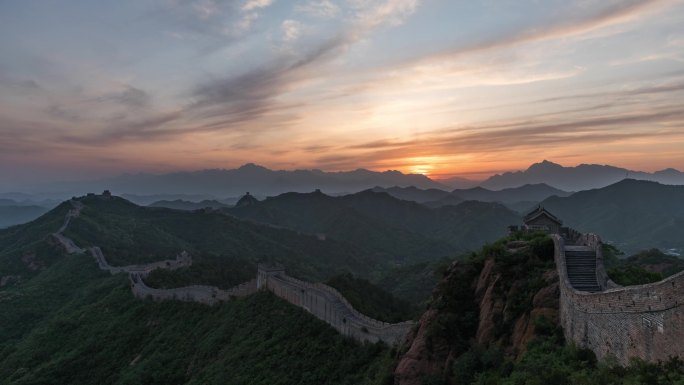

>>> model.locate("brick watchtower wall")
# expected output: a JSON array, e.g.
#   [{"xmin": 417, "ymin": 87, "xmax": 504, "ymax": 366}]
[{"xmin": 553, "ymin": 234, "xmax": 684, "ymax": 365}]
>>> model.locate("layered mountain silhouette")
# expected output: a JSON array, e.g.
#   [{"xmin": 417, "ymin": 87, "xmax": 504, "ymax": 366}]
[
  {"xmin": 539, "ymin": 179, "xmax": 684, "ymax": 253},
  {"xmin": 0, "ymin": 198, "xmax": 53, "ymax": 229},
  {"xmin": 481, "ymin": 160, "xmax": 684, "ymax": 191},
  {"xmin": 23, "ymin": 160, "xmax": 684, "ymax": 200},
  {"xmin": 147, "ymin": 199, "xmax": 228, "ymax": 210},
  {"xmin": 226, "ymin": 189, "xmax": 520, "ymax": 261},
  {"xmin": 0, "ymin": 205, "xmax": 50, "ymax": 229},
  {"xmin": 46, "ymin": 163, "xmax": 447, "ymax": 197},
  {"xmin": 372, "ymin": 183, "xmax": 569, "ymax": 212}
]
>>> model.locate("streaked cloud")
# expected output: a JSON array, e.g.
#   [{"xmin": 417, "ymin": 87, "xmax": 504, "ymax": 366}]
[{"xmin": 0, "ymin": 0, "xmax": 683, "ymax": 188}]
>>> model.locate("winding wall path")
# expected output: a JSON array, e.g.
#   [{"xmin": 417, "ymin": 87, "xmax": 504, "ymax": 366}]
[
  {"xmin": 51, "ymin": 198, "xmax": 413, "ymax": 345},
  {"xmin": 554, "ymin": 233, "xmax": 684, "ymax": 365}
]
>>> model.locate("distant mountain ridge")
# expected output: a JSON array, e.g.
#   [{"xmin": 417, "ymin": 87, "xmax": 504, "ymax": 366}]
[
  {"xmin": 226, "ymin": 189, "xmax": 521, "ymax": 261},
  {"xmin": 44, "ymin": 163, "xmax": 447, "ymax": 197},
  {"xmin": 147, "ymin": 199, "xmax": 228, "ymax": 210},
  {"xmin": 481, "ymin": 160, "xmax": 684, "ymax": 191},
  {"xmin": 372, "ymin": 183, "xmax": 570, "ymax": 212},
  {"xmin": 17, "ymin": 160, "xmax": 684, "ymax": 199},
  {"xmin": 539, "ymin": 179, "xmax": 684, "ymax": 254}
]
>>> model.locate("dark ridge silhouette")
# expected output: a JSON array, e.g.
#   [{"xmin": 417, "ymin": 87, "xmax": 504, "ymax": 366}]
[
  {"xmin": 540, "ymin": 179, "xmax": 684, "ymax": 253},
  {"xmin": 481, "ymin": 160, "xmax": 684, "ymax": 191}
]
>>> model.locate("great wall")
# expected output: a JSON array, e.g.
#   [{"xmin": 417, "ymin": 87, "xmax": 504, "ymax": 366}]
[
  {"xmin": 50, "ymin": 197, "xmax": 684, "ymax": 361},
  {"xmin": 553, "ymin": 232, "xmax": 684, "ymax": 365},
  {"xmin": 52, "ymin": 199, "xmax": 414, "ymax": 345}
]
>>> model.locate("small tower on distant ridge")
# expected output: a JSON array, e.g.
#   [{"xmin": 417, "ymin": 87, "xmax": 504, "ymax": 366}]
[{"xmin": 235, "ymin": 192, "xmax": 259, "ymax": 207}]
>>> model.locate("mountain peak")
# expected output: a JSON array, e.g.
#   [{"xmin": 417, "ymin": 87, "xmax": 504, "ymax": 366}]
[
  {"xmin": 527, "ymin": 160, "xmax": 562, "ymax": 172},
  {"xmin": 235, "ymin": 192, "xmax": 259, "ymax": 207},
  {"xmin": 237, "ymin": 163, "xmax": 269, "ymax": 172}
]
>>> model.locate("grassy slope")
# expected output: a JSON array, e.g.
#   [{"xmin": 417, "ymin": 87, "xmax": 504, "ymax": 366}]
[{"xmin": 0, "ymin": 254, "xmax": 393, "ymax": 385}]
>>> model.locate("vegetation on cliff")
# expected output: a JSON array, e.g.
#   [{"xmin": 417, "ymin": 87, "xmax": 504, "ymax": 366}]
[
  {"xmin": 604, "ymin": 244, "xmax": 684, "ymax": 286},
  {"xmin": 391, "ymin": 233, "xmax": 684, "ymax": 385}
]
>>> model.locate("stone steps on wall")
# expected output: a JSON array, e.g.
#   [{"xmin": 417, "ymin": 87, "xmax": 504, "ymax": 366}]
[{"xmin": 565, "ymin": 248, "xmax": 601, "ymax": 293}]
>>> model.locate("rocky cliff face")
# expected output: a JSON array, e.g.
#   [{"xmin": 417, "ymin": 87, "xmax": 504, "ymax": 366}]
[{"xmin": 394, "ymin": 236, "xmax": 559, "ymax": 385}]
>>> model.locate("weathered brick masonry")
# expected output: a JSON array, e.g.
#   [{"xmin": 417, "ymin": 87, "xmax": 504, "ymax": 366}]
[
  {"xmin": 553, "ymin": 234, "xmax": 684, "ymax": 365},
  {"xmin": 258, "ymin": 265, "xmax": 414, "ymax": 345}
]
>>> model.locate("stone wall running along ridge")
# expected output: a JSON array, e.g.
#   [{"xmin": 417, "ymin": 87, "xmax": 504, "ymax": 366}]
[
  {"xmin": 257, "ymin": 265, "xmax": 415, "ymax": 345},
  {"xmin": 553, "ymin": 233, "xmax": 684, "ymax": 365},
  {"xmin": 51, "ymin": 197, "xmax": 414, "ymax": 346},
  {"xmin": 129, "ymin": 274, "xmax": 258, "ymax": 305}
]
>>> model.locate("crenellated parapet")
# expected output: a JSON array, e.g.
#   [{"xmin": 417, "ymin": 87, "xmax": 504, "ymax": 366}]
[
  {"xmin": 257, "ymin": 264, "xmax": 415, "ymax": 345},
  {"xmin": 129, "ymin": 274, "xmax": 257, "ymax": 305},
  {"xmin": 553, "ymin": 234, "xmax": 684, "ymax": 365}
]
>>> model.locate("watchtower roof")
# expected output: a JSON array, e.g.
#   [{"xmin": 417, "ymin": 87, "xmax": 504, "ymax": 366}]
[{"xmin": 523, "ymin": 205, "xmax": 562, "ymax": 225}]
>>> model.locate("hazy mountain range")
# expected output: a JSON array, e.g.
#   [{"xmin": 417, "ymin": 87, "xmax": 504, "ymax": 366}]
[
  {"xmin": 480, "ymin": 160, "xmax": 684, "ymax": 191},
  {"xmin": 147, "ymin": 199, "xmax": 229, "ymax": 211},
  {"xmin": 229, "ymin": 179, "xmax": 684, "ymax": 255},
  {"xmin": 539, "ymin": 179, "xmax": 684, "ymax": 254},
  {"xmin": 42, "ymin": 163, "xmax": 447, "ymax": 197},
  {"xmin": 226, "ymin": 190, "xmax": 519, "ymax": 262},
  {"xmin": 13, "ymin": 160, "xmax": 683, "ymax": 200},
  {"xmin": 372, "ymin": 183, "xmax": 571, "ymax": 212}
]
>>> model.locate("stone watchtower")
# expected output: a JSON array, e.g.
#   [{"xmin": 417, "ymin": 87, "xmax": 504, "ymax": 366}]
[
  {"xmin": 257, "ymin": 263, "xmax": 285, "ymax": 289},
  {"xmin": 522, "ymin": 205, "xmax": 562, "ymax": 234}
]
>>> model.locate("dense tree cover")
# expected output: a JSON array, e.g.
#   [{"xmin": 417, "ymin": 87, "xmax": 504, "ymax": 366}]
[
  {"xmin": 0, "ymin": 202, "xmax": 70, "ymax": 278},
  {"xmin": 226, "ymin": 190, "xmax": 520, "ymax": 264},
  {"xmin": 607, "ymin": 265, "xmax": 663, "ymax": 286},
  {"xmin": 603, "ymin": 244, "xmax": 683, "ymax": 286},
  {"xmin": 375, "ymin": 258, "xmax": 452, "ymax": 306},
  {"xmin": 412, "ymin": 233, "xmax": 684, "ymax": 384},
  {"xmin": 456, "ymin": 330, "xmax": 684, "ymax": 385},
  {"xmin": 62, "ymin": 195, "xmax": 385, "ymax": 287},
  {"xmin": 0, "ymin": 254, "xmax": 394, "ymax": 385},
  {"xmin": 326, "ymin": 273, "xmax": 418, "ymax": 323}
]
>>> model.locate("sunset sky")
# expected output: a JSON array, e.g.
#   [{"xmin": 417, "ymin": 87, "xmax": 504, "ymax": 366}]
[{"xmin": 1, "ymin": 0, "xmax": 684, "ymax": 189}]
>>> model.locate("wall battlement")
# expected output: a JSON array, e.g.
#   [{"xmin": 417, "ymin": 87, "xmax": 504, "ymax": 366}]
[
  {"xmin": 257, "ymin": 264, "xmax": 415, "ymax": 345},
  {"xmin": 553, "ymin": 234, "xmax": 684, "ymax": 365}
]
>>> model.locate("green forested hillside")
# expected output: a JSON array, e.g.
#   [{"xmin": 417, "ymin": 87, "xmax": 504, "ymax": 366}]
[
  {"xmin": 61, "ymin": 195, "xmax": 385, "ymax": 287},
  {"xmin": 603, "ymin": 245, "xmax": 684, "ymax": 286},
  {"xmin": 326, "ymin": 273, "xmax": 418, "ymax": 323},
  {"xmin": 0, "ymin": 254, "xmax": 392, "ymax": 385},
  {"xmin": 0, "ymin": 202, "xmax": 71, "ymax": 278},
  {"xmin": 227, "ymin": 190, "xmax": 520, "ymax": 262}
]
